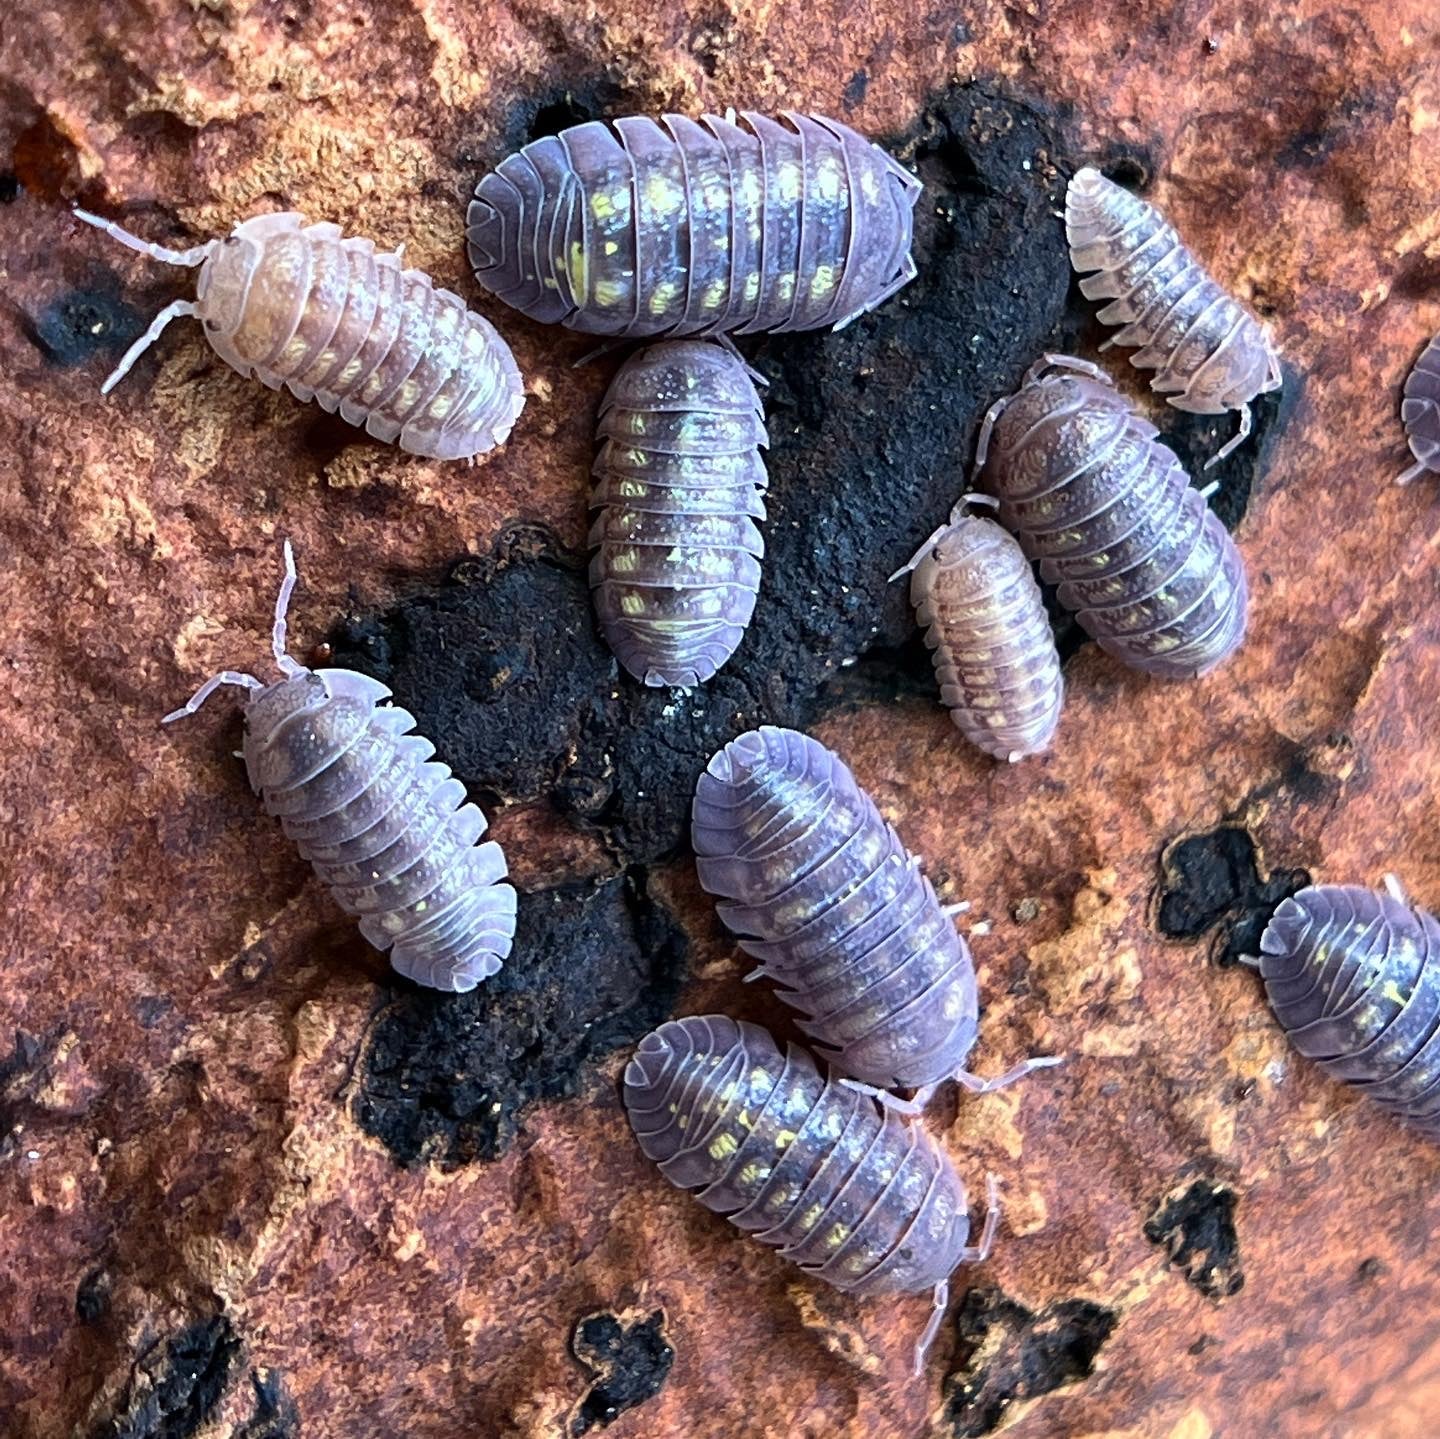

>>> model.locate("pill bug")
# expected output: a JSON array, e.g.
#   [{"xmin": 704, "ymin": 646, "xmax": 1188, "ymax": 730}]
[
  {"xmin": 975, "ymin": 354, "xmax": 1248, "ymax": 679},
  {"xmin": 892, "ymin": 497, "xmax": 1063, "ymax": 761},
  {"xmin": 624, "ymin": 1014, "xmax": 1001, "ymax": 1373},
  {"xmin": 1250, "ymin": 877, "xmax": 1440, "ymax": 1139},
  {"xmin": 692, "ymin": 727, "xmax": 1059, "ymax": 1109},
  {"xmin": 1065, "ymin": 167, "xmax": 1281, "ymax": 467},
  {"xmin": 467, "ymin": 110, "xmax": 921, "ymax": 337},
  {"xmin": 73, "ymin": 208, "xmax": 525, "ymax": 461},
  {"xmin": 591, "ymin": 338, "xmax": 768, "ymax": 687},
  {"xmin": 163, "ymin": 543, "xmax": 517, "ymax": 992},
  {"xmin": 1397, "ymin": 330, "xmax": 1440, "ymax": 485}
]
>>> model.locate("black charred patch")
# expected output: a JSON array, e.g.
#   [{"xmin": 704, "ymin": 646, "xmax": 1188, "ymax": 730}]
[
  {"xmin": 569, "ymin": 1310, "xmax": 674, "ymax": 1435},
  {"xmin": 1157, "ymin": 826, "xmax": 1310, "ymax": 968},
  {"xmin": 1145, "ymin": 1179, "xmax": 1244, "ymax": 1299},
  {"xmin": 1097, "ymin": 145, "xmax": 1159, "ymax": 190},
  {"xmin": 351, "ymin": 869, "xmax": 686, "ymax": 1167},
  {"xmin": 29, "ymin": 284, "xmax": 146, "ymax": 368},
  {"xmin": 91, "ymin": 1316, "xmax": 241, "ymax": 1439},
  {"xmin": 842, "ymin": 69, "xmax": 870, "ymax": 110},
  {"xmin": 940, "ymin": 1287, "xmax": 1117, "ymax": 1438},
  {"xmin": 235, "ymin": 1369, "xmax": 300, "ymax": 1439},
  {"xmin": 76, "ymin": 1266, "xmax": 113, "ymax": 1323},
  {"xmin": 330, "ymin": 82, "xmax": 1075, "ymax": 865},
  {"xmin": 0, "ymin": 172, "xmax": 20, "ymax": 203}
]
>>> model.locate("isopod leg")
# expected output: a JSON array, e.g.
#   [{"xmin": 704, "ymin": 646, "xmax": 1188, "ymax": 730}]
[
  {"xmin": 1384, "ymin": 873, "xmax": 1411, "ymax": 906},
  {"xmin": 161, "ymin": 669, "xmax": 264, "ymax": 725},
  {"xmin": 888, "ymin": 521, "xmax": 951, "ymax": 582},
  {"xmin": 1396, "ymin": 457, "xmax": 1430, "ymax": 486},
  {"xmin": 960, "ymin": 1173, "xmax": 1002, "ymax": 1263},
  {"xmin": 99, "ymin": 300, "xmax": 199, "ymax": 394},
  {"xmin": 838, "ymin": 1078, "xmax": 935, "ymax": 1117},
  {"xmin": 271, "ymin": 540, "xmax": 305, "ymax": 677},
  {"xmin": 953, "ymin": 1053, "xmax": 1063, "ymax": 1095},
  {"xmin": 1204, "ymin": 402, "xmax": 1252, "ymax": 470},
  {"xmin": 912, "ymin": 1279, "xmax": 949, "ymax": 1377},
  {"xmin": 73, "ymin": 208, "xmax": 217, "ymax": 268}
]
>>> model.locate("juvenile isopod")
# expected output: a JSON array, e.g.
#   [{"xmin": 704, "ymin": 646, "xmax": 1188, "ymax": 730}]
[
  {"xmin": 975, "ymin": 355, "xmax": 1248, "ymax": 679},
  {"xmin": 591, "ymin": 338, "xmax": 767, "ymax": 687},
  {"xmin": 691, "ymin": 727, "xmax": 1059, "ymax": 1110},
  {"xmin": 892, "ymin": 497, "xmax": 1063, "ymax": 761},
  {"xmin": 1065, "ymin": 167, "xmax": 1281, "ymax": 466},
  {"xmin": 1249, "ymin": 877, "xmax": 1440, "ymax": 1139},
  {"xmin": 73, "ymin": 208, "xmax": 525, "ymax": 461},
  {"xmin": 467, "ymin": 111, "xmax": 921, "ymax": 336},
  {"xmin": 163, "ymin": 543, "xmax": 517, "ymax": 991},
  {"xmin": 624, "ymin": 1014, "xmax": 1002, "ymax": 1373},
  {"xmin": 1397, "ymin": 330, "xmax": 1440, "ymax": 485}
]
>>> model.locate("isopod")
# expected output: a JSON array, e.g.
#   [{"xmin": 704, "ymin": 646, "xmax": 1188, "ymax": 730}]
[
  {"xmin": 73, "ymin": 208, "xmax": 525, "ymax": 461},
  {"xmin": 975, "ymin": 354, "xmax": 1248, "ymax": 679},
  {"xmin": 1397, "ymin": 330, "xmax": 1440, "ymax": 485},
  {"xmin": 163, "ymin": 543, "xmax": 517, "ymax": 992},
  {"xmin": 1065, "ymin": 167, "xmax": 1281, "ymax": 467},
  {"xmin": 1251, "ymin": 877, "xmax": 1440, "ymax": 1139},
  {"xmin": 691, "ymin": 727, "xmax": 1059, "ymax": 1109},
  {"xmin": 892, "ymin": 497, "xmax": 1063, "ymax": 761},
  {"xmin": 467, "ymin": 111, "xmax": 921, "ymax": 336},
  {"xmin": 591, "ymin": 338, "xmax": 767, "ymax": 687},
  {"xmin": 624, "ymin": 1013, "xmax": 1001, "ymax": 1373}
]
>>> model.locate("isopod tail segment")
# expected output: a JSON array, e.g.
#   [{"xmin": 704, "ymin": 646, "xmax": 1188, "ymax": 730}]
[
  {"xmin": 842, "ymin": 1054, "xmax": 1064, "ymax": 1118},
  {"xmin": 162, "ymin": 540, "xmax": 304, "ymax": 725},
  {"xmin": 913, "ymin": 1173, "xmax": 1002, "ymax": 1376},
  {"xmin": 72, "ymin": 208, "xmax": 219, "ymax": 395}
]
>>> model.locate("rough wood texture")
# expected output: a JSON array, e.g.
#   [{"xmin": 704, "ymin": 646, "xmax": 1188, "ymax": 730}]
[{"xmin": 1, "ymin": 2, "xmax": 1438, "ymax": 1437}]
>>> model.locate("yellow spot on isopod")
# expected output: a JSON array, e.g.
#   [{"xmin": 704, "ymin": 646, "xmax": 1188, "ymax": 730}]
[
  {"xmin": 604, "ymin": 240, "xmax": 619, "ymax": 256},
  {"xmin": 809, "ymin": 265, "xmax": 836, "ymax": 298},
  {"xmin": 798, "ymin": 1204, "xmax": 824, "ymax": 1232},
  {"xmin": 744, "ymin": 273, "xmax": 760, "ymax": 302},
  {"xmin": 774, "ymin": 1129, "xmax": 796, "ymax": 1149},
  {"xmin": 708, "ymin": 1132, "xmax": 739, "ymax": 1159},
  {"xmin": 649, "ymin": 280, "xmax": 681, "ymax": 315},
  {"xmin": 825, "ymin": 1224, "xmax": 849, "ymax": 1248},
  {"xmin": 620, "ymin": 594, "xmax": 647, "ymax": 616},
  {"xmin": 702, "ymin": 279, "xmax": 726, "ymax": 309},
  {"xmin": 643, "ymin": 173, "xmax": 684, "ymax": 217},
  {"xmin": 595, "ymin": 279, "xmax": 626, "ymax": 307},
  {"xmin": 776, "ymin": 161, "xmax": 802, "ymax": 201}
]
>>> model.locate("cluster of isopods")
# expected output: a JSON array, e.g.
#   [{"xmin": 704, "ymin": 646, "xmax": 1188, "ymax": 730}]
[{"xmin": 72, "ymin": 103, "xmax": 1440, "ymax": 1383}]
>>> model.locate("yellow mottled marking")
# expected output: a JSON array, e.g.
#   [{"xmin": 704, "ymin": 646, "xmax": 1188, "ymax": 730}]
[
  {"xmin": 567, "ymin": 242, "xmax": 589, "ymax": 299},
  {"xmin": 774, "ymin": 1129, "xmax": 796, "ymax": 1149},
  {"xmin": 809, "ymin": 265, "xmax": 836, "ymax": 299},
  {"xmin": 620, "ymin": 594, "xmax": 647, "ymax": 617},
  {"xmin": 814, "ymin": 157, "xmax": 843, "ymax": 202},
  {"xmin": 595, "ymin": 279, "xmax": 626, "ymax": 307},
  {"xmin": 644, "ymin": 173, "xmax": 684, "ymax": 218},
  {"xmin": 649, "ymin": 280, "xmax": 681, "ymax": 316},
  {"xmin": 702, "ymin": 279, "xmax": 727, "ymax": 310},
  {"xmin": 708, "ymin": 1132, "xmax": 739, "ymax": 1159},
  {"xmin": 775, "ymin": 160, "xmax": 802, "ymax": 202},
  {"xmin": 798, "ymin": 1203, "xmax": 824, "ymax": 1232},
  {"xmin": 744, "ymin": 273, "xmax": 761, "ymax": 303},
  {"xmin": 825, "ymin": 1224, "xmax": 850, "ymax": 1249}
]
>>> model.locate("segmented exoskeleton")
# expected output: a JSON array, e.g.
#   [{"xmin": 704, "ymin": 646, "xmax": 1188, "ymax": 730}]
[
  {"xmin": 74, "ymin": 208, "xmax": 525, "ymax": 461},
  {"xmin": 467, "ymin": 111, "xmax": 921, "ymax": 336},
  {"xmin": 893, "ymin": 498, "xmax": 1063, "ymax": 761},
  {"xmin": 975, "ymin": 355, "xmax": 1248, "ymax": 679},
  {"xmin": 1251, "ymin": 877, "xmax": 1440, "ymax": 1139},
  {"xmin": 1065, "ymin": 168, "xmax": 1281, "ymax": 467},
  {"xmin": 624, "ymin": 1014, "xmax": 1001, "ymax": 1373},
  {"xmin": 590, "ymin": 339, "xmax": 768, "ymax": 687},
  {"xmin": 163, "ymin": 544, "xmax": 517, "ymax": 991},
  {"xmin": 691, "ymin": 727, "xmax": 1059, "ymax": 1109},
  {"xmin": 1398, "ymin": 331, "xmax": 1440, "ymax": 485}
]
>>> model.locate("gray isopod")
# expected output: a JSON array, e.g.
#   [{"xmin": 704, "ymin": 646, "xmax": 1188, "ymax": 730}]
[
  {"xmin": 692, "ymin": 727, "xmax": 1059, "ymax": 1110},
  {"xmin": 1398, "ymin": 330, "xmax": 1440, "ymax": 485},
  {"xmin": 467, "ymin": 111, "xmax": 921, "ymax": 336},
  {"xmin": 74, "ymin": 208, "xmax": 525, "ymax": 461},
  {"xmin": 624, "ymin": 1013, "xmax": 1001, "ymax": 1373},
  {"xmin": 163, "ymin": 544, "xmax": 517, "ymax": 991},
  {"xmin": 1250, "ymin": 877, "xmax": 1440, "ymax": 1139},
  {"xmin": 1065, "ymin": 167, "xmax": 1281, "ymax": 467},
  {"xmin": 975, "ymin": 355, "xmax": 1248, "ymax": 679},
  {"xmin": 893, "ymin": 498, "xmax": 1063, "ymax": 761},
  {"xmin": 590, "ymin": 338, "xmax": 768, "ymax": 687}
]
